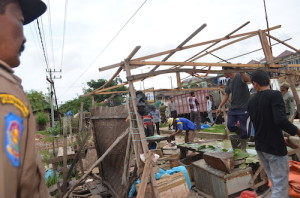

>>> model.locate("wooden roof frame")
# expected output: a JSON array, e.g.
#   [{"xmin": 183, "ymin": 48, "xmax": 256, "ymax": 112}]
[{"xmin": 84, "ymin": 22, "xmax": 300, "ymax": 97}]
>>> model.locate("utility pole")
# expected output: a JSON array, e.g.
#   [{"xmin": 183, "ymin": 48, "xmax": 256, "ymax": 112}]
[
  {"xmin": 168, "ymin": 76, "xmax": 173, "ymax": 88},
  {"xmin": 46, "ymin": 69, "xmax": 62, "ymax": 127}
]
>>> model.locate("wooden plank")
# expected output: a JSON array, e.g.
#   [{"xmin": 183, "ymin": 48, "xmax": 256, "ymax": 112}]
[
  {"xmin": 91, "ymin": 115, "xmax": 128, "ymax": 119},
  {"xmin": 63, "ymin": 129, "xmax": 129, "ymax": 198}
]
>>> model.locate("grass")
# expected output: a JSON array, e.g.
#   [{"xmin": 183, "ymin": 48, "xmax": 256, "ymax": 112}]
[
  {"xmin": 201, "ymin": 124, "xmax": 226, "ymax": 133},
  {"xmin": 37, "ymin": 130, "xmax": 49, "ymax": 135}
]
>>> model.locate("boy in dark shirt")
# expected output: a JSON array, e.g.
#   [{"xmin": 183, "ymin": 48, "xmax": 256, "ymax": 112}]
[{"xmin": 248, "ymin": 70, "xmax": 300, "ymax": 198}]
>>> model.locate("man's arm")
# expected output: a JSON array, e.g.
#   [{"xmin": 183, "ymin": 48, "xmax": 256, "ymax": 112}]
[
  {"xmin": 217, "ymin": 93, "xmax": 229, "ymax": 114},
  {"xmin": 239, "ymin": 71, "xmax": 251, "ymax": 82}
]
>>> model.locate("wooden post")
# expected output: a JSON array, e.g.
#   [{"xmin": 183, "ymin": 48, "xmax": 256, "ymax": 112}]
[
  {"xmin": 79, "ymin": 102, "xmax": 84, "ymax": 132},
  {"xmin": 258, "ymin": 30, "xmax": 275, "ymax": 67},
  {"xmin": 136, "ymin": 152, "xmax": 160, "ymax": 198},
  {"xmin": 176, "ymin": 72, "xmax": 182, "ymax": 89},
  {"xmin": 286, "ymin": 72, "xmax": 300, "ymax": 117},
  {"xmin": 91, "ymin": 95, "xmax": 95, "ymax": 107},
  {"xmin": 62, "ymin": 117, "xmax": 68, "ymax": 194}
]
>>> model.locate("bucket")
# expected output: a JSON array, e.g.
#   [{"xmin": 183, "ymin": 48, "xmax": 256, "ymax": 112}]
[{"xmin": 230, "ymin": 135, "xmax": 241, "ymax": 149}]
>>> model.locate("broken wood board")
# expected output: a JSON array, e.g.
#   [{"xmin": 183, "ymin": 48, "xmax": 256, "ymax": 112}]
[
  {"xmin": 203, "ymin": 152, "xmax": 234, "ymax": 173},
  {"xmin": 136, "ymin": 172, "xmax": 189, "ymax": 198},
  {"xmin": 57, "ymin": 146, "xmax": 75, "ymax": 157}
]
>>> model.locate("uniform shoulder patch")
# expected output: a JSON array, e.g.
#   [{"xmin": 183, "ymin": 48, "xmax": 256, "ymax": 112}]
[
  {"xmin": 5, "ymin": 112, "xmax": 24, "ymax": 167},
  {"xmin": 0, "ymin": 94, "xmax": 29, "ymax": 117}
]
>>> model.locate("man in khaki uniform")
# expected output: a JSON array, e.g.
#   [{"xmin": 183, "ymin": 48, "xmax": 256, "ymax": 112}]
[{"xmin": 0, "ymin": 0, "xmax": 50, "ymax": 197}]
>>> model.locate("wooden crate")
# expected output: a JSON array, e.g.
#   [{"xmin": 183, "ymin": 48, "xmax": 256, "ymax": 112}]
[
  {"xmin": 192, "ymin": 159, "xmax": 253, "ymax": 198},
  {"xmin": 136, "ymin": 172, "xmax": 189, "ymax": 198}
]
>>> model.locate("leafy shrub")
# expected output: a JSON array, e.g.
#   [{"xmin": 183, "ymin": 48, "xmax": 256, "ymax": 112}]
[{"xmin": 36, "ymin": 112, "xmax": 49, "ymax": 130}]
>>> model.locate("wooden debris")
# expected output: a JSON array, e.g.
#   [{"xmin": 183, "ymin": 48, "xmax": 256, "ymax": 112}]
[{"xmin": 203, "ymin": 152, "xmax": 234, "ymax": 173}]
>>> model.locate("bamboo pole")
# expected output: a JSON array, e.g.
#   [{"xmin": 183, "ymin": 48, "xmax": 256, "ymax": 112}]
[{"xmin": 63, "ymin": 129, "xmax": 129, "ymax": 198}]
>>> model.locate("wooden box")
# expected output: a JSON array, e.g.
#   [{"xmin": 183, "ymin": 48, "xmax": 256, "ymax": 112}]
[
  {"xmin": 192, "ymin": 159, "xmax": 253, "ymax": 198},
  {"xmin": 136, "ymin": 172, "xmax": 189, "ymax": 198}
]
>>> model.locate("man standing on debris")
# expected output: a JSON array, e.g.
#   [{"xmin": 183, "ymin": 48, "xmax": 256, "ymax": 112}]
[
  {"xmin": 248, "ymin": 70, "xmax": 300, "ymax": 198},
  {"xmin": 280, "ymin": 82, "xmax": 296, "ymax": 121},
  {"xmin": 170, "ymin": 118, "xmax": 196, "ymax": 143},
  {"xmin": 168, "ymin": 97, "xmax": 177, "ymax": 130},
  {"xmin": 217, "ymin": 67, "xmax": 251, "ymax": 150},
  {"xmin": 187, "ymin": 92, "xmax": 201, "ymax": 130},
  {"xmin": 0, "ymin": 0, "xmax": 50, "ymax": 197},
  {"xmin": 205, "ymin": 96, "xmax": 214, "ymax": 124}
]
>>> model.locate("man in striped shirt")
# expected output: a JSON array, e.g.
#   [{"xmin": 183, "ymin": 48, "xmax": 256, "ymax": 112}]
[{"xmin": 187, "ymin": 92, "xmax": 201, "ymax": 130}]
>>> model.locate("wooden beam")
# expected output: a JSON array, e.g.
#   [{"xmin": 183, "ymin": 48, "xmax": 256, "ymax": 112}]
[
  {"xmin": 266, "ymin": 34, "xmax": 300, "ymax": 54},
  {"xmin": 133, "ymin": 25, "xmax": 281, "ymax": 61},
  {"xmin": 258, "ymin": 30, "xmax": 274, "ymax": 67},
  {"xmin": 98, "ymin": 25, "xmax": 281, "ymax": 72},
  {"xmin": 129, "ymin": 60, "xmax": 274, "ymax": 68},
  {"xmin": 190, "ymin": 33, "xmax": 256, "ymax": 62},
  {"xmin": 187, "ymin": 21, "xmax": 250, "ymax": 63},
  {"xmin": 151, "ymin": 23, "xmax": 207, "ymax": 72}
]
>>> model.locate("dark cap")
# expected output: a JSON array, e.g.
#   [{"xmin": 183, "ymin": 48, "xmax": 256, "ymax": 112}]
[{"xmin": 18, "ymin": 0, "xmax": 47, "ymax": 25}]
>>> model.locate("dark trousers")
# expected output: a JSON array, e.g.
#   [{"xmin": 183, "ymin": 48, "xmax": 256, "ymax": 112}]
[
  {"xmin": 171, "ymin": 110, "xmax": 178, "ymax": 130},
  {"xmin": 155, "ymin": 122, "xmax": 160, "ymax": 135},
  {"xmin": 190, "ymin": 111, "xmax": 201, "ymax": 130},
  {"xmin": 144, "ymin": 125, "xmax": 154, "ymax": 137},
  {"xmin": 227, "ymin": 109, "xmax": 249, "ymax": 139}
]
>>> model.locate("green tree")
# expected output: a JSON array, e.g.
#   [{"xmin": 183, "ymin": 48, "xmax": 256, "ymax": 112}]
[
  {"xmin": 59, "ymin": 78, "xmax": 128, "ymax": 115},
  {"xmin": 26, "ymin": 90, "xmax": 50, "ymax": 112},
  {"xmin": 83, "ymin": 78, "xmax": 127, "ymax": 106}
]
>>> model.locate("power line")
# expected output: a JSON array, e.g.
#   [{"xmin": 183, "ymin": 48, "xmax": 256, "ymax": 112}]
[
  {"xmin": 29, "ymin": 25, "xmax": 46, "ymax": 67},
  {"xmin": 47, "ymin": 0, "xmax": 56, "ymax": 70},
  {"xmin": 36, "ymin": 19, "xmax": 50, "ymax": 69},
  {"xmin": 59, "ymin": 0, "xmax": 149, "ymax": 99},
  {"xmin": 40, "ymin": 17, "xmax": 50, "ymax": 68},
  {"xmin": 60, "ymin": 0, "xmax": 69, "ymax": 71}
]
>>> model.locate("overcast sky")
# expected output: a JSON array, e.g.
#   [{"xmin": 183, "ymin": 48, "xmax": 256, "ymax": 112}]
[{"xmin": 14, "ymin": 0, "xmax": 300, "ymax": 104}]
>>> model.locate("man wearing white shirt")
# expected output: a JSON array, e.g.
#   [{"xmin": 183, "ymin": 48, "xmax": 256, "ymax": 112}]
[{"xmin": 206, "ymin": 96, "xmax": 214, "ymax": 124}]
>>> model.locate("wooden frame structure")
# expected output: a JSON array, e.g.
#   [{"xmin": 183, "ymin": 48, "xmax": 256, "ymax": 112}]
[{"xmin": 82, "ymin": 22, "xmax": 300, "ymax": 197}]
